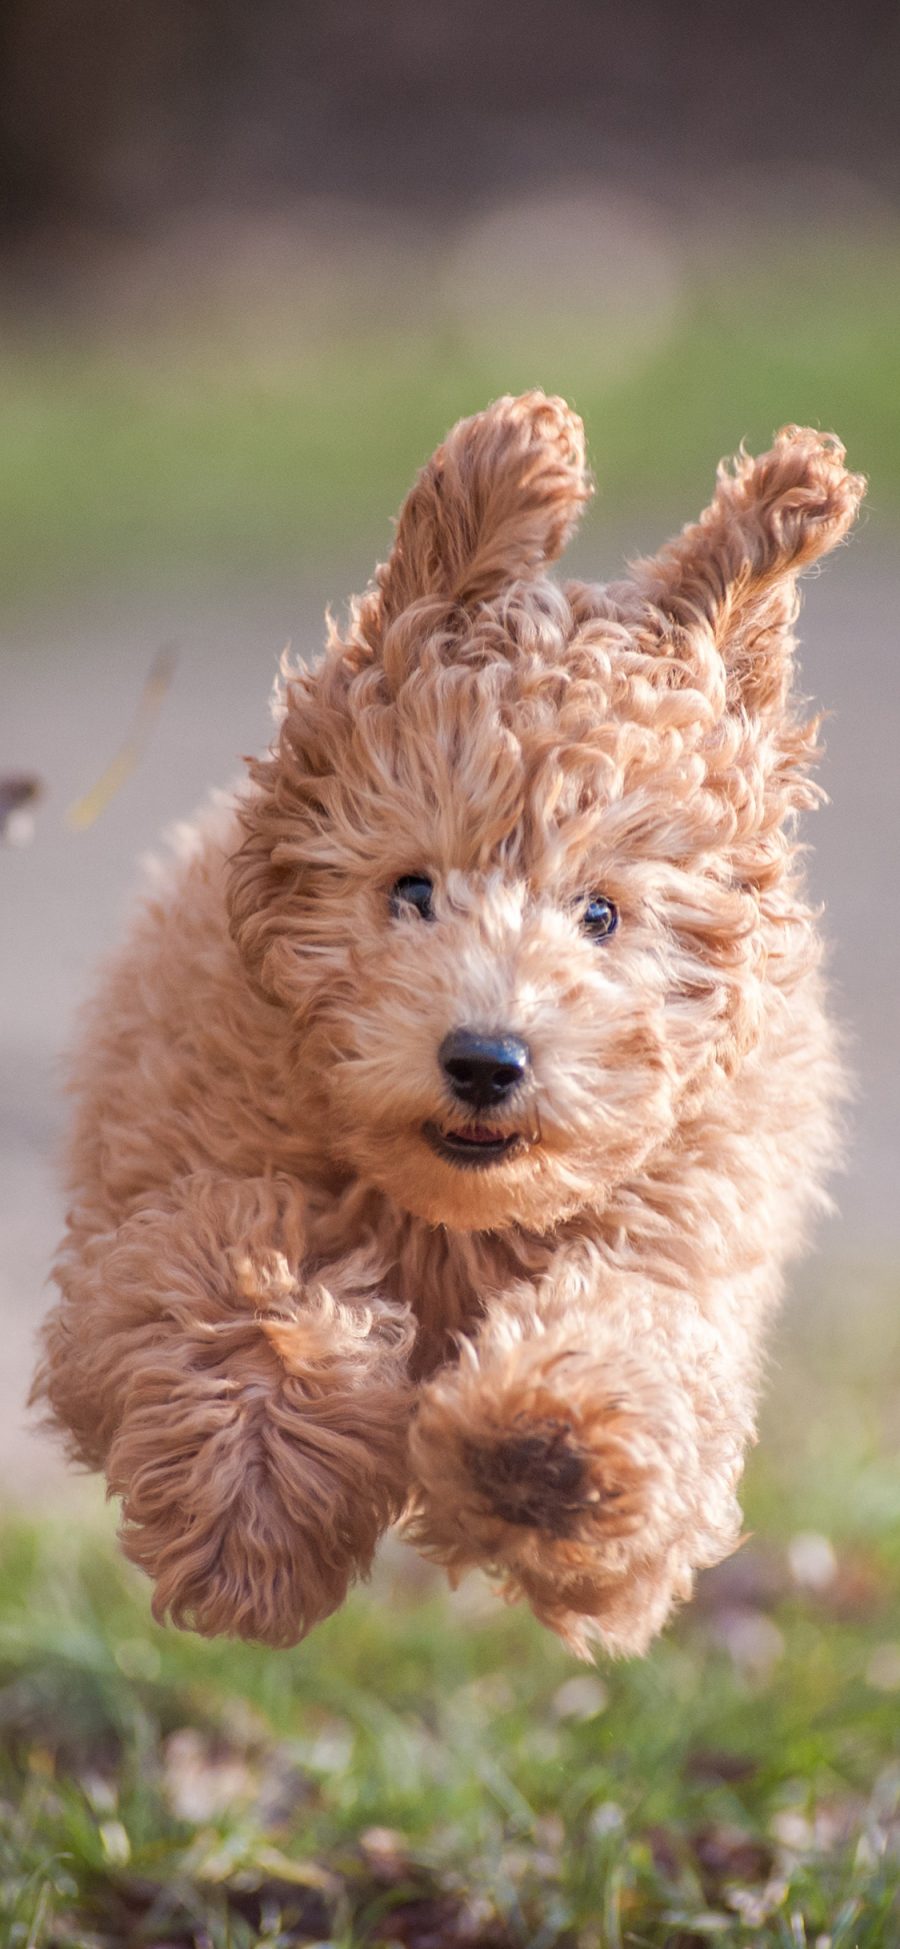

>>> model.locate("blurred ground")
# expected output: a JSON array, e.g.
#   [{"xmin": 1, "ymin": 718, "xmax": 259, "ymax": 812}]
[{"xmin": 2, "ymin": 531, "xmax": 897, "ymax": 1498}]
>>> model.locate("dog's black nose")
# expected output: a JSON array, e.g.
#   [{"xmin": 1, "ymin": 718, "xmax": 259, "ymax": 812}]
[{"xmin": 440, "ymin": 1028, "xmax": 531, "ymax": 1109}]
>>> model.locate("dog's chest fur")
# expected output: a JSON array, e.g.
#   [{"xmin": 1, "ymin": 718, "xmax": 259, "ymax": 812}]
[{"xmin": 299, "ymin": 1178, "xmax": 563, "ymax": 1373}]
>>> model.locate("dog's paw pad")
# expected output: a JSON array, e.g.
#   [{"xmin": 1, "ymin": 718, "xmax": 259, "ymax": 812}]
[{"xmin": 466, "ymin": 1420, "xmax": 591, "ymax": 1538}]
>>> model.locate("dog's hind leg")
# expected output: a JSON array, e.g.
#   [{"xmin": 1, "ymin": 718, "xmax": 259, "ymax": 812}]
[{"xmin": 34, "ymin": 1173, "xmax": 415, "ymax": 1645}]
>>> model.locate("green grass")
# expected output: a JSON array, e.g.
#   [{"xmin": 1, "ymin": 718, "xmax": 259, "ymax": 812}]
[
  {"xmin": 1, "ymin": 1274, "xmax": 898, "ymax": 1947},
  {"xmin": 2, "ymin": 231, "xmax": 899, "ymax": 609}
]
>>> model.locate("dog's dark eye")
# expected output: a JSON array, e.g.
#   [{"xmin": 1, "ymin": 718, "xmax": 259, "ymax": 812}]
[
  {"xmin": 581, "ymin": 893, "xmax": 618, "ymax": 940},
  {"xmin": 390, "ymin": 874, "xmax": 435, "ymax": 921}
]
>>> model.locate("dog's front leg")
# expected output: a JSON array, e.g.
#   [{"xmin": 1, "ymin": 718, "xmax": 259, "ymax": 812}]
[
  {"xmin": 406, "ymin": 1258, "xmax": 756, "ymax": 1657},
  {"xmin": 35, "ymin": 1173, "xmax": 415, "ymax": 1645}
]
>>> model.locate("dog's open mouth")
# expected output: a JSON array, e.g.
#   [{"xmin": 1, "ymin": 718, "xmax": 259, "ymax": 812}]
[{"xmin": 423, "ymin": 1121, "xmax": 524, "ymax": 1168}]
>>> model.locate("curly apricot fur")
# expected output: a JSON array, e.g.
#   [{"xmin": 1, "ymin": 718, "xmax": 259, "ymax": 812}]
[{"xmin": 33, "ymin": 394, "xmax": 863, "ymax": 1654}]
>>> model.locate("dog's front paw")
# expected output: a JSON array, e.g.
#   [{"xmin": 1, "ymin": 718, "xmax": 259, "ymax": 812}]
[
  {"xmin": 467, "ymin": 1417, "xmax": 596, "ymax": 1537},
  {"xmin": 406, "ymin": 1327, "xmax": 730, "ymax": 1657}
]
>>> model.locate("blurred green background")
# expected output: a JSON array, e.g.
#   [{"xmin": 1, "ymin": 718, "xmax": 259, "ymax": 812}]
[
  {"xmin": 1, "ymin": 5, "xmax": 899, "ymax": 1943},
  {"xmin": 4, "ymin": 230, "xmax": 900, "ymax": 606},
  {"xmin": 1, "ymin": 2, "xmax": 900, "ymax": 605}
]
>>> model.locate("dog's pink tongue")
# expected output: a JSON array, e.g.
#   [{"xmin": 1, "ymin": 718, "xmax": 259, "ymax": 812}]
[{"xmin": 460, "ymin": 1123, "xmax": 501, "ymax": 1143}]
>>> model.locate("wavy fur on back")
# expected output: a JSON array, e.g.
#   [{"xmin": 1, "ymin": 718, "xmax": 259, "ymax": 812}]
[{"xmin": 33, "ymin": 394, "xmax": 864, "ymax": 1657}]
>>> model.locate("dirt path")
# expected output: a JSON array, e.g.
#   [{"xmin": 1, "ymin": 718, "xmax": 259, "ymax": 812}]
[{"xmin": 3, "ymin": 542, "xmax": 897, "ymax": 1496}]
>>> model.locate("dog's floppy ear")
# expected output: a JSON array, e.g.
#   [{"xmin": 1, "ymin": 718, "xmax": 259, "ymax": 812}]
[
  {"xmin": 630, "ymin": 427, "xmax": 865, "ymax": 715},
  {"xmin": 371, "ymin": 391, "xmax": 592, "ymax": 624}
]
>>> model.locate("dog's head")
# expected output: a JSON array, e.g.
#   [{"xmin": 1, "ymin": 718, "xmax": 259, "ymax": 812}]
[{"xmin": 229, "ymin": 393, "xmax": 863, "ymax": 1231}]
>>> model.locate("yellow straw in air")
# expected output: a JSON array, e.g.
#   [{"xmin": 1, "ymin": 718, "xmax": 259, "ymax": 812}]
[{"xmin": 66, "ymin": 647, "xmax": 178, "ymax": 831}]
